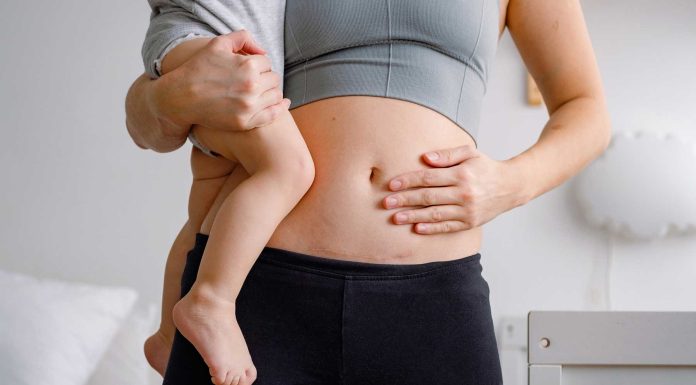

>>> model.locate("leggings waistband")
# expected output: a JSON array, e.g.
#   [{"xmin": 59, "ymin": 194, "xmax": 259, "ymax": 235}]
[{"xmin": 192, "ymin": 232, "xmax": 481, "ymax": 278}]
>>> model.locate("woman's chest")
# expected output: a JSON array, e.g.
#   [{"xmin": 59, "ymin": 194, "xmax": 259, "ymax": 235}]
[{"xmin": 283, "ymin": 0, "xmax": 501, "ymax": 71}]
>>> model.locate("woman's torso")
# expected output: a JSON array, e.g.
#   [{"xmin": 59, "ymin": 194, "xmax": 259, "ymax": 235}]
[
  {"xmin": 266, "ymin": 96, "xmax": 481, "ymax": 263},
  {"xmin": 203, "ymin": 0, "xmax": 508, "ymax": 264}
]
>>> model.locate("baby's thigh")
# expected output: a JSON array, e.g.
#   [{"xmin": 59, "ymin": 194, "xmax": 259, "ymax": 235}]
[
  {"xmin": 188, "ymin": 158, "xmax": 251, "ymax": 233},
  {"xmin": 188, "ymin": 144, "xmax": 241, "ymax": 226},
  {"xmin": 191, "ymin": 110, "xmax": 310, "ymax": 175},
  {"xmin": 190, "ymin": 141, "xmax": 238, "ymax": 180}
]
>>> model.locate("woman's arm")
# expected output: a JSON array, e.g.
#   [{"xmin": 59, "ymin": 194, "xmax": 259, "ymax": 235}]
[
  {"xmin": 127, "ymin": 1, "xmax": 287, "ymax": 152},
  {"xmin": 125, "ymin": 72, "xmax": 187, "ymax": 152},
  {"xmin": 125, "ymin": 30, "xmax": 289, "ymax": 153},
  {"xmin": 382, "ymin": 0, "xmax": 612, "ymax": 234},
  {"xmin": 500, "ymin": 0, "xmax": 612, "ymax": 201}
]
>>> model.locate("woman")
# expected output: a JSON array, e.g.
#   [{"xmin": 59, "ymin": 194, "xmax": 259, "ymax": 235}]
[{"xmin": 126, "ymin": 0, "xmax": 611, "ymax": 384}]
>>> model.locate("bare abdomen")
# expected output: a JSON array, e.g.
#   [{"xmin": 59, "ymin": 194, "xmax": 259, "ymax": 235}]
[{"xmin": 261, "ymin": 95, "xmax": 483, "ymax": 263}]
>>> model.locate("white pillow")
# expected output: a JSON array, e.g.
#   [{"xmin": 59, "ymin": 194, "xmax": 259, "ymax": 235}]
[
  {"xmin": 575, "ymin": 130, "xmax": 696, "ymax": 239},
  {"xmin": 87, "ymin": 302, "xmax": 162, "ymax": 385},
  {"xmin": 0, "ymin": 268, "xmax": 138, "ymax": 385}
]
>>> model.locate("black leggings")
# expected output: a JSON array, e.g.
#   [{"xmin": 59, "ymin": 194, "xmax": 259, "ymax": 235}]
[{"xmin": 162, "ymin": 233, "xmax": 503, "ymax": 385}]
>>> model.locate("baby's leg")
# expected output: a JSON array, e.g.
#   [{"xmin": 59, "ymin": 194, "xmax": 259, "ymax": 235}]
[
  {"xmin": 156, "ymin": 32, "xmax": 314, "ymax": 385},
  {"xmin": 186, "ymin": 109, "xmax": 314, "ymax": 297},
  {"xmin": 145, "ymin": 147, "xmax": 244, "ymax": 377},
  {"xmin": 144, "ymin": 219, "xmax": 196, "ymax": 376},
  {"xmin": 145, "ymin": 35, "xmax": 238, "ymax": 377},
  {"xmin": 173, "ymin": 109, "xmax": 314, "ymax": 385}
]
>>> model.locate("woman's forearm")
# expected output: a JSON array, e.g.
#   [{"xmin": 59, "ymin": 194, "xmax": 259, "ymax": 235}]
[
  {"xmin": 503, "ymin": 96, "xmax": 612, "ymax": 206},
  {"xmin": 125, "ymin": 73, "xmax": 191, "ymax": 153}
]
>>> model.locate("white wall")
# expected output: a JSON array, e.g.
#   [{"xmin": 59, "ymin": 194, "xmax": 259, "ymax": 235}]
[
  {"xmin": 0, "ymin": 1, "xmax": 191, "ymax": 308},
  {"xmin": 1, "ymin": 1, "xmax": 694, "ymax": 384}
]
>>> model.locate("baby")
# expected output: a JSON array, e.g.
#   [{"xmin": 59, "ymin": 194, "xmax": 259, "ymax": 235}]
[{"xmin": 138, "ymin": 1, "xmax": 309, "ymax": 385}]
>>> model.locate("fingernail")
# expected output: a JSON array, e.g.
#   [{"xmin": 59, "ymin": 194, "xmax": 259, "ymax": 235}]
[
  {"xmin": 395, "ymin": 213, "xmax": 407, "ymax": 222},
  {"xmin": 417, "ymin": 223, "xmax": 429, "ymax": 231},
  {"xmin": 426, "ymin": 152, "xmax": 439, "ymax": 160},
  {"xmin": 386, "ymin": 197, "xmax": 398, "ymax": 208},
  {"xmin": 390, "ymin": 180, "xmax": 402, "ymax": 190}
]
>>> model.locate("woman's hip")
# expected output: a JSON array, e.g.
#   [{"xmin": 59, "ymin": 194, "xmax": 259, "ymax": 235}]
[{"xmin": 170, "ymin": 232, "xmax": 502, "ymax": 385}]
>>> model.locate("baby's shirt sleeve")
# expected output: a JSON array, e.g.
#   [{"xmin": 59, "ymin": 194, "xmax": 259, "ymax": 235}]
[
  {"xmin": 141, "ymin": 0, "xmax": 216, "ymax": 79},
  {"xmin": 141, "ymin": 0, "xmax": 245, "ymax": 79}
]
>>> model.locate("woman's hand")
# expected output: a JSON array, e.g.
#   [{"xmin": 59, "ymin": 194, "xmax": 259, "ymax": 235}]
[
  {"xmin": 126, "ymin": 30, "xmax": 289, "ymax": 152},
  {"xmin": 155, "ymin": 30, "xmax": 290, "ymax": 133},
  {"xmin": 382, "ymin": 145, "xmax": 530, "ymax": 234}
]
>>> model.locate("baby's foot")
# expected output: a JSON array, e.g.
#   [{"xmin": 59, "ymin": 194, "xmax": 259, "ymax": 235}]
[
  {"xmin": 143, "ymin": 329, "xmax": 173, "ymax": 376},
  {"xmin": 172, "ymin": 288, "xmax": 257, "ymax": 385}
]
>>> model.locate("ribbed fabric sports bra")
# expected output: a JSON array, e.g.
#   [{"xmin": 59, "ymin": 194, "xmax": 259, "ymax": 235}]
[{"xmin": 283, "ymin": 0, "xmax": 500, "ymax": 148}]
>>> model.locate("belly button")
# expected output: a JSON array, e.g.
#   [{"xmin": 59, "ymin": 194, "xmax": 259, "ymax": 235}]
[{"xmin": 369, "ymin": 167, "xmax": 377, "ymax": 182}]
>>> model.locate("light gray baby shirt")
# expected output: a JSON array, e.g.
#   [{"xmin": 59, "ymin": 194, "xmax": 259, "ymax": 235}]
[{"xmin": 141, "ymin": 0, "xmax": 286, "ymax": 89}]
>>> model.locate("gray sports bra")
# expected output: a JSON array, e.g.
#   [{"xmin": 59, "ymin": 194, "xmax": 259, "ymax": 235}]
[{"xmin": 283, "ymin": 0, "xmax": 501, "ymax": 148}]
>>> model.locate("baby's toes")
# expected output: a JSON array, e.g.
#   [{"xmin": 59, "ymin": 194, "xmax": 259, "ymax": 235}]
[
  {"xmin": 240, "ymin": 366, "xmax": 257, "ymax": 384},
  {"xmin": 226, "ymin": 372, "xmax": 241, "ymax": 385},
  {"xmin": 211, "ymin": 374, "xmax": 226, "ymax": 385},
  {"xmin": 208, "ymin": 366, "xmax": 227, "ymax": 385}
]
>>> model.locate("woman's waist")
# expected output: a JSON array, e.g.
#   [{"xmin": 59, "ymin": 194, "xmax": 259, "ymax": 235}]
[
  {"xmin": 266, "ymin": 96, "xmax": 481, "ymax": 263},
  {"xmin": 266, "ymin": 195, "xmax": 482, "ymax": 264},
  {"xmin": 288, "ymin": 95, "xmax": 476, "ymax": 171}
]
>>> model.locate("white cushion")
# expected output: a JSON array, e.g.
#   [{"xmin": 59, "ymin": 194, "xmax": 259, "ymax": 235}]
[
  {"xmin": 87, "ymin": 302, "xmax": 162, "ymax": 385},
  {"xmin": 575, "ymin": 130, "xmax": 696, "ymax": 239},
  {"xmin": 0, "ymin": 268, "xmax": 138, "ymax": 385}
]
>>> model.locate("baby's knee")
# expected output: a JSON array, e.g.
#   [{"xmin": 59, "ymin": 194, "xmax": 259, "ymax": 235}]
[{"xmin": 270, "ymin": 149, "xmax": 315, "ymax": 192}]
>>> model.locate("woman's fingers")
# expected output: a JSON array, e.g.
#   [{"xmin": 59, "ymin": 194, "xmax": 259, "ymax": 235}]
[
  {"xmin": 392, "ymin": 204, "xmax": 464, "ymax": 224},
  {"xmin": 383, "ymin": 186, "xmax": 462, "ymax": 209},
  {"xmin": 220, "ymin": 29, "xmax": 267, "ymax": 55},
  {"xmin": 243, "ymin": 70, "xmax": 286, "ymax": 128},
  {"xmin": 388, "ymin": 167, "xmax": 459, "ymax": 191},
  {"xmin": 421, "ymin": 144, "xmax": 479, "ymax": 167},
  {"xmin": 391, "ymin": 205, "xmax": 475, "ymax": 234},
  {"xmin": 384, "ymin": 148, "xmax": 507, "ymax": 234},
  {"xmin": 247, "ymin": 98, "xmax": 291, "ymax": 128},
  {"xmin": 257, "ymin": 70, "xmax": 283, "ymax": 94},
  {"xmin": 414, "ymin": 220, "xmax": 470, "ymax": 234},
  {"xmin": 256, "ymin": 78, "xmax": 284, "ymax": 111}
]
